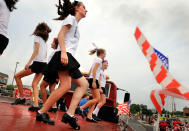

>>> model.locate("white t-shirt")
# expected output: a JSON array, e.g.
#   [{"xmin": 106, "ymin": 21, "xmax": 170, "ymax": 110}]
[
  {"xmin": 33, "ymin": 36, "xmax": 47, "ymax": 63},
  {"xmin": 89, "ymin": 57, "xmax": 103, "ymax": 80},
  {"xmin": 0, "ymin": 0, "xmax": 10, "ymax": 38},
  {"xmin": 57, "ymin": 15, "xmax": 80, "ymax": 57},
  {"xmin": 48, "ymin": 50, "xmax": 56, "ymax": 63},
  {"xmin": 100, "ymin": 70, "xmax": 106, "ymax": 87}
]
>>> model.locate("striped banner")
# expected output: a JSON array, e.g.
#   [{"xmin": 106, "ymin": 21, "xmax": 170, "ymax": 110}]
[
  {"xmin": 134, "ymin": 27, "xmax": 189, "ymax": 114},
  {"xmin": 117, "ymin": 102, "xmax": 130, "ymax": 115}
]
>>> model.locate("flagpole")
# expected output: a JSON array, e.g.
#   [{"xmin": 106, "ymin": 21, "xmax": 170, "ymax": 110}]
[{"xmin": 156, "ymin": 114, "xmax": 160, "ymax": 131}]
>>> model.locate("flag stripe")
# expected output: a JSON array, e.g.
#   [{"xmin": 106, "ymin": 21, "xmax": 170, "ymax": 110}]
[
  {"xmin": 134, "ymin": 27, "xmax": 189, "ymax": 114},
  {"xmin": 156, "ymin": 66, "xmax": 167, "ymax": 84},
  {"xmin": 150, "ymin": 90, "xmax": 162, "ymax": 114},
  {"xmin": 142, "ymin": 40, "xmax": 150, "ymax": 56},
  {"xmin": 150, "ymin": 53, "xmax": 158, "ymax": 71},
  {"xmin": 135, "ymin": 27, "xmax": 141, "ymax": 41}
]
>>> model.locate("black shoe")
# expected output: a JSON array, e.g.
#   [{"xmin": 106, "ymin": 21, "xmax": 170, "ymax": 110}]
[
  {"xmin": 62, "ymin": 113, "xmax": 80, "ymax": 130},
  {"xmin": 86, "ymin": 117, "xmax": 97, "ymax": 122},
  {"xmin": 36, "ymin": 112, "xmax": 55, "ymax": 125},
  {"xmin": 75, "ymin": 107, "xmax": 85, "ymax": 118},
  {"xmin": 48, "ymin": 107, "xmax": 58, "ymax": 113},
  {"xmin": 92, "ymin": 114, "xmax": 101, "ymax": 121},
  {"xmin": 28, "ymin": 106, "xmax": 40, "ymax": 112},
  {"xmin": 12, "ymin": 98, "xmax": 26, "ymax": 105}
]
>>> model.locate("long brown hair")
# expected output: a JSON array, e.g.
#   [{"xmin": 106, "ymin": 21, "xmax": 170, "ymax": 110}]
[
  {"xmin": 54, "ymin": 0, "xmax": 82, "ymax": 20},
  {"xmin": 89, "ymin": 48, "xmax": 106, "ymax": 56},
  {"xmin": 32, "ymin": 22, "xmax": 51, "ymax": 42}
]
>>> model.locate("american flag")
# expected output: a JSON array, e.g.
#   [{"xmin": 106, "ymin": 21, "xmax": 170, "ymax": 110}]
[
  {"xmin": 117, "ymin": 102, "xmax": 130, "ymax": 115},
  {"xmin": 134, "ymin": 27, "xmax": 189, "ymax": 114}
]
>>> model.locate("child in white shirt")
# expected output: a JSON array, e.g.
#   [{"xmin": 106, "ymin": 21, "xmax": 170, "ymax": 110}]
[
  {"xmin": 12, "ymin": 23, "xmax": 51, "ymax": 113},
  {"xmin": 92, "ymin": 60, "xmax": 109, "ymax": 121},
  {"xmin": 78, "ymin": 48, "xmax": 106, "ymax": 122},
  {"xmin": 36, "ymin": 0, "xmax": 88, "ymax": 130}
]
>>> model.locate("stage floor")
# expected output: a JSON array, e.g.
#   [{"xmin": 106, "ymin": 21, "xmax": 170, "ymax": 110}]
[{"xmin": 0, "ymin": 97, "xmax": 120, "ymax": 131}]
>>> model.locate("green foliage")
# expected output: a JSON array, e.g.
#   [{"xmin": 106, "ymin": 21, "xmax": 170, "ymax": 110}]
[
  {"xmin": 130, "ymin": 104, "xmax": 141, "ymax": 114},
  {"xmin": 6, "ymin": 85, "xmax": 16, "ymax": 90},
  {"xmin": 116, "ymin": 102, "xmax": 120, "ymax": 107},
  {"xmin": 172, "ymin": 111, "xmax": 183, "ymax": 116},
  {"xmin": 130, "ymin": 104, "xmax": 153, "ymax": 116}
]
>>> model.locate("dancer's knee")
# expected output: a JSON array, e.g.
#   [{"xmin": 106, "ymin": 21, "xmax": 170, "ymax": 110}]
[
  {"xmin": 94, "ymin": 97, "xmax": 100, "ymax": 103},
  {"xmin": 14, "ymin": 73, "xmax": 20, "ymax": 79},
  {"xmin": 83, "ymin": 80, "xmax": 89, "ymax": 89},
  {"xmin": 40, "ymin": 81, "xmax": 47, "ymax": 89},
  {"xmin": 59, "ymin": 82, "xmax": 71, "ymax": 90}
]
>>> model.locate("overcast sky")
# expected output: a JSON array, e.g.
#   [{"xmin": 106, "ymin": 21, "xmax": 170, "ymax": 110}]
[{"xmin": 1, "ymin": 0, "xmax": 189, "ymax": 111}]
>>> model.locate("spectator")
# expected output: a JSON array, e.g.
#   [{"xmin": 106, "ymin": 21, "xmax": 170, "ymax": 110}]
[
  {"xmin": 173, "ymin": 118, "xmax": 182, "ymax": 131},
  {"xmin": 78, "ymin": 93, "xmax": 90, "ymax": 116},
  {"xmin": 159, "ymin": 118, "xmax": 168, "ymax": 131}
]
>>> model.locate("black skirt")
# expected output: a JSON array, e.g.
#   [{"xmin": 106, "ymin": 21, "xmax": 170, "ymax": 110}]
[
  {"xmin": 43, "ymin": 73, "xmax": 59, "ymax": 84},
  {"xmin": 29, "ymin": 61, "xmax": 47, "ymax": 74},
  {"xmin": 0, "ymin": 34, "xmax": 9, "ymax": 55},
  {"xmin": 101, "ymin": 87, "xmax": 106, "ymax": 94},
  {"xmin": 88, "ymin": 78, "xmax": 99, "ymax": 89},
  {"xmin": 46, "ymin": 51, "xmax": 80, "ymax": 75},
  {"xmin": 42, "ymin": 66, "xmax": 59, "ymax": 84},
  {"xmin": 70, "ymin": 69, "xmax": 83, "ymax": 79}
]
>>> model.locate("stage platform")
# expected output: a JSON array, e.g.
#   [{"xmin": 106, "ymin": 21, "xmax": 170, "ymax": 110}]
[{"xmin": 0, "ymin": 96, "xmax": 120, "ymax": 131}]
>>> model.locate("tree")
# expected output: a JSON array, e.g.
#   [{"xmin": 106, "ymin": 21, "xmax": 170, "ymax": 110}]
[
  {"xmin": 174, "ymin": 111, "xmax": 183, "ymax": 116},
  {"xmin": 146, "ymin": 109, "xmax": 153, "ymax": 116},
  {"xmin": 6, "ymin": 85, "xmax": 16, "ymax": 91},
  {"xmin": 162, "ymin": 108, "xmax": 166, "ymax": 114},
  {"xmin": 140, "ymin": 104, "xmax": 148, "ymax": 115},
  {"xmin": 130, "ymin": 104, "xmax": 140, "ymax": 114}
]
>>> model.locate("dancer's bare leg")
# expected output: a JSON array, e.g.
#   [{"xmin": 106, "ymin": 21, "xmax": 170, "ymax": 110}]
[
  {"xmin": 49, "ymin": 83, "xmax": 57, "ymax": 108},
  {"xmin": 40, "ymin": 80, "xmax": 49, "ymax": 104},
  {"xmin": 93, "ymin": 93, "xmax": 106, "ymax": 116},
  {"xmin": 32, "ymin": 73, "xmax": 43, "ymax": 107},
  {"xmin": 66, "ymin": 76, "xmax": 89, "ymax": 116},
  {"xmin": 96, "ymin": 94, "xmax": 106, "ymax": 109},
  {"xmin": 39, "ymin": 71, "xmax": 71, "ymax": 113},
  {"xmin": 86, "ymin": 89, "xmax": 100, "ymax": 118},
  {"xmin": 14, "ymin": 69, "xmax": 33, "ymax": 98}
]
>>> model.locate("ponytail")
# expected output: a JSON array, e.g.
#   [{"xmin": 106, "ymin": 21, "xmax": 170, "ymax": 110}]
[
  {"xmin": 4, "ymin": 0, "xmax": 18, "ymax": 12},
  {"xmin": 89, "ymin": 49, "xmax": 97, "ymax": 55},
  {"xmin": 54, "ymin": 0, "xmax": 81, "ymax": 20},
  {"xmin": 89, "ymin": 48, "xmax": 105, "ymax": 56}
]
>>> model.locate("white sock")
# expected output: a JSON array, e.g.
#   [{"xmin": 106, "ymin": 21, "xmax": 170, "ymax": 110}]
[
  {"xmin": 67, "ymin": 113, "xmax": 74, "ymax": 117},
  {"xmin": 93, "ymin": 107, "xmax": 99, "ymax": 116}
]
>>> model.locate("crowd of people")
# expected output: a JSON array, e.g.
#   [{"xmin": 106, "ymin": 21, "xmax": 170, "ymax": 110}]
[
  {"xmin": 0, "ymin": 0, "xmax": 110, "ymax": 130},
  {"xmin": 130, "ymin": 114, "xmax": 189, "ymax": 131},
  {"xmin": 157, "ymin": 117, "xmax": 189, "ymax": 131}
]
